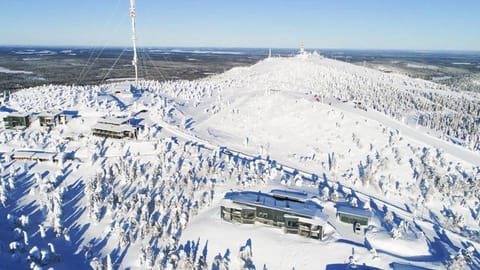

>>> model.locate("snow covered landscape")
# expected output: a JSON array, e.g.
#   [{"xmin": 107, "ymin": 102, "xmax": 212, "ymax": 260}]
[{"xmin": 0, "ymin": 51, "xmax": 480, "ymax": 270}]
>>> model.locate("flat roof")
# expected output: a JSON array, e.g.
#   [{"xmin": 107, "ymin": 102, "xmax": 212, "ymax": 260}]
[
  {"xmin": 224, "ymin": 191, "xmax": 326, "ymax": 220},
  {"xmin": 98, "ymin": 117, "xmax": 129, "ymax": 125},
  {"xmin": 336, "ymin": 205, "xmax": 371, "ymax": 219},
  {"xmin": 5, "ymin": 112, "xmax": 30, "ymax": 118},
  {"xmin": 39, "ymin": 111, "xmax": 62, "ymax": 117},
  {"xmin": 221, "ymin": 199, "xmax": 256, "ymax": 210},
  {"xmin": 92, "ymin": 122, "xmax": 135, "ymax": 133},
  {"xmin": 11, "ymin": 151, "xmax": 59, "ymax": 160},
  {"xmin": 271, "ymin": 189, "xmax": 308, "ymax": 202},
  {"xmin": 11, "ymin": 151, "xmax": 35, "ymax": 159},
  {"xmin": 33, "ymin": 152, "xmax": 57, "ymax": 160}
]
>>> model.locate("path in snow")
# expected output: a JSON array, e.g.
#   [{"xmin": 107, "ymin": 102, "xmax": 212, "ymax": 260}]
[{"xmin": 331, "ymin": 100, "xmax": 480, "ymax": 166}]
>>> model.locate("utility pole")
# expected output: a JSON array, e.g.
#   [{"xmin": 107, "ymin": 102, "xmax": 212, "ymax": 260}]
[{"xmin": 129, "ymin": 0, "xmax": 138, "ymax": 87}]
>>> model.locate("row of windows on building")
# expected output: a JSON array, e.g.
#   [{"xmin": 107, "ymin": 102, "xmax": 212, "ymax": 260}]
[{"xmin": 221, "ymin": 191, "xmax": 371, "ymax": 240}]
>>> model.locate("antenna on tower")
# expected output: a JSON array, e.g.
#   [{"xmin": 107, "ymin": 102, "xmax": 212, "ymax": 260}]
[{"xmin": 129, "ymin": 0, "xmax": 138, "ymax": 87}]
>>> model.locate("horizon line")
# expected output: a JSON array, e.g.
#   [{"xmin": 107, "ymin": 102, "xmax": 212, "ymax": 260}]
[{"xmin": 1, "ymin": 44, "xmax": 480, "ymax": 54}]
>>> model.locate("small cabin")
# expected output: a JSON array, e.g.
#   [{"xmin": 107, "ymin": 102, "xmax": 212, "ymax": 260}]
[
  {"xmin": 39, "ymin": 111, "xmax": 62, "ymax": 127},
  {"xmin": 221, "ymin": 190, "xmax": 328, "ymax": 240},
  {"xmin": 336, "ymin": 205, "xmax": 371, "ymax": 226},
  {"xmin": 3, "ymin": 113, "xmax": 31, "ymax": 130},
  {"xmin": 97, "ymin": 117, "xmax": 130, "ymax": 126}
]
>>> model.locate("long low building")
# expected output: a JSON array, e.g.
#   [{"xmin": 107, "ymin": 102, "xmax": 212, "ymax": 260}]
[
  {"xmin": 221, "ymin": 190, "xmax": 328, "ymax": 240},
  {"xmin": 8, "ymin": 150, "xmax": 70, "ymax": 163}
]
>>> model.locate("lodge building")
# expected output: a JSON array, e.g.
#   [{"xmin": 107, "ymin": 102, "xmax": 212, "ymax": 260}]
[
  {"xmin": 91, "ymin": 116, "xmax": 138, "ymax": 139},
  {"xmin": 221, "ymin": 190, "xmax": 328, "ymax": 240}
]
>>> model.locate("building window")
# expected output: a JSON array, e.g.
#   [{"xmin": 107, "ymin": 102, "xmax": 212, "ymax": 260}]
[
  {"xmin": 242, "ymin": 210, "xmax": 255, "ymax": 219},
  {"xmin": 286, "ymin": 220, "xmax": 298, "ymax": 228},
  {"xmin": 258, "ymin": 211, "xmax": 268, "ymax": 218}
]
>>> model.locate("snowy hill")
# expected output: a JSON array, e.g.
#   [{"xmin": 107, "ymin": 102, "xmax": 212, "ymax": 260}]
[{"xmin": 0, "ymin": 53, "xmax": 479, "ymax": 270}]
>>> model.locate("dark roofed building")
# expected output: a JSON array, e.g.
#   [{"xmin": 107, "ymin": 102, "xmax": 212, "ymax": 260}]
[{"xmin": 221, "ymin": 190, "xmax": 328, "ymax": 240}]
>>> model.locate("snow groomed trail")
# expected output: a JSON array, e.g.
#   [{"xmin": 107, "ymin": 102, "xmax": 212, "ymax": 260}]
[{"xmin": 332, "ymin": 100, "xmax": 480, "ymax": 166}]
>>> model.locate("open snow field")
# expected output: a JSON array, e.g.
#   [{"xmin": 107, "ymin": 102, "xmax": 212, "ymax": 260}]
[{"xmin": 0, "ymin": 53, "xmax": 479, "ymax": 269}]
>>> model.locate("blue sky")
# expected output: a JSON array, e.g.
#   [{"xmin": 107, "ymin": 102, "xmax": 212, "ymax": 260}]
[{"xmin": 1, "ymin": 0, "xmax": 479, "ymax": 50}]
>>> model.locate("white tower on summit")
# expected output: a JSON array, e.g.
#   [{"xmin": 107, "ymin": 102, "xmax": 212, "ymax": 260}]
[
  {"xmin": 129, "ymin": 0, "xmax": 139, "ymax": 87},
  {"xmin": 300, "ymin": 42, "xmax": 305, "ymax": 55}
]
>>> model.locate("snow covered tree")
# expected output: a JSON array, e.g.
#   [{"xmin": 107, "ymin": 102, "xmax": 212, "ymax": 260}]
[
  {"xmin": 447, "ymin": 252, "xmax": 466, "ymax": 270},
  {"xmin": 106, "ymin": 254, "xmax": 114, "ymax": 270},
  {"xmin": 350, "ymin": 197, "xmax": 358, "ymax": 208},
  {"xmin": 384, "ymin": 211, "xmax": 394, "ymax": 225},
  {"xmin": 239, "ymin": 240, "xmax": 255, "ymax": 270}
]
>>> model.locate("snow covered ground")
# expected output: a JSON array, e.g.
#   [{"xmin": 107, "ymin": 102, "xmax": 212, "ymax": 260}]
[
  {"xmin": 0, "ymin": 53, "xmax": 479, "ymax": 269},
  {"xmin": 0, "ymin": 67, "xmax": 33, "ymax": 74}
]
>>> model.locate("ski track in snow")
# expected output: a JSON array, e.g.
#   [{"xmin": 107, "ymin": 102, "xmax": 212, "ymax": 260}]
[{"xmin": 332, "ymin": 100, "xmax": 480, "ymax": 166}]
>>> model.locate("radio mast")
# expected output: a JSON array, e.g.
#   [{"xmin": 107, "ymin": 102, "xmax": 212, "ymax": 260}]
[{"xmin": 129, "ymin": 0, "xmax": 138, "ymax": 87}]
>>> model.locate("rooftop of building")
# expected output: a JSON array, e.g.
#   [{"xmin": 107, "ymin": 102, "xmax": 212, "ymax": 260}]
[
  {"xmin": 5, "ymin": 112, "xmax": 30, "ymax": 118},
  {"xmin": 92, "ymin": 122, "xmax": 135, "ymax": 133},
  {"xmin": 11, "ymin": 150, "xmax": 63, "ymax": 161},
  {"xmin": 97, "ymin": 116, "xmax": 130, "ymax": 126},
  {"xmin": 336, "ymin": 204, "xmax": 372, "ymax": 219},
  {"xmin": 270, "ymin": 189, "xmax": 309, "ymax": 202},
  {"xmin": 223, "ymin": 190, "xmax": 327, "ymax": 221},
  {"xmin": 38, "ymin": 110, "xmax": 62, "ymax": 117}
]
